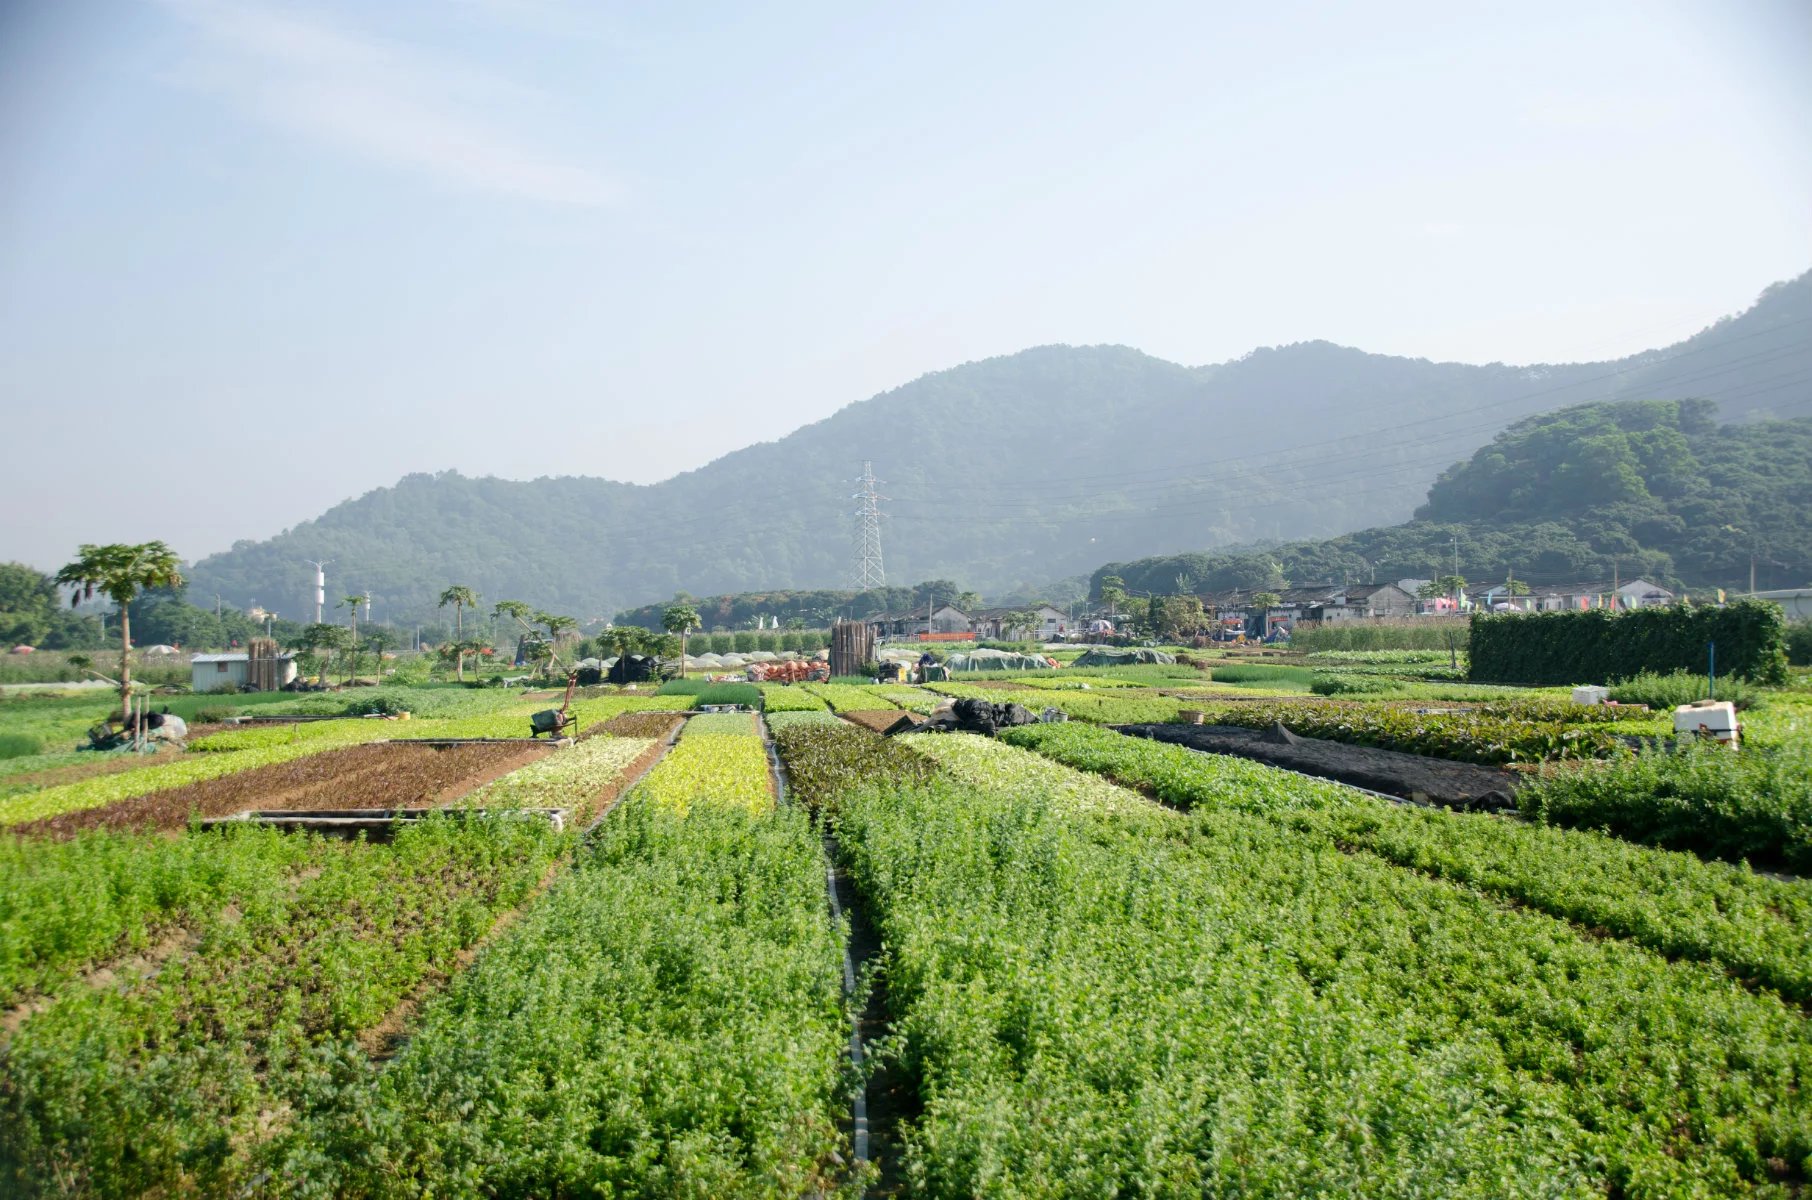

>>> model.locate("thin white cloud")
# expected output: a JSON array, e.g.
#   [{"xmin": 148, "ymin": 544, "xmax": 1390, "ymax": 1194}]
[{"xmin": 152, "ymin": 0, "xmax": 616, "ymax": 205}]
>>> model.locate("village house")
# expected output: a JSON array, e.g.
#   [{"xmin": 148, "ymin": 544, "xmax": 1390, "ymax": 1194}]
[
  {"xmin": 970, "ymin": 605, "xmax": 1068, "ymax": 641},
  {"xmin": 865, "ymin": 605, "xmax": 971, "ymax": 641},
  {"xmin": 1200, "ymin": 583, "xmax": 1417, "ymax": 636}
]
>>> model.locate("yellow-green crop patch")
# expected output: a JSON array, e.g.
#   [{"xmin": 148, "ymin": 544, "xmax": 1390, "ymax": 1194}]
[
  {"xmin": 901, "ymin": 731, "xmax": 1151, "ymax": 816},
  {"xmin": 631, "ymin": 732, "xmax": 772, "ymax": 814}
]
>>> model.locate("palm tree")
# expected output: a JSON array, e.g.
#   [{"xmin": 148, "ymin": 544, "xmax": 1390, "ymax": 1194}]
[
  {"xmin": 533, "ymin": 611, "xmax": 579, "ymax": 675},
  {"xmin": 56, "ymin": 541, "xmax": 184, "ymax": 721},
  {"xmin": 663, "ymin": 604, "xmax": 700, "ymax": 678},
  {"xmin": 365, "ymin": 628, "xmax": 394, "ymax": 676},
  {"xmin": 438, "ymin": 585, "xmax": 478, "ymax": 641},
  {"xmin": 335, "ymin": 594, "xmax": 368, "ymax": 683},
  {"xmin": 492, "ymin": 599, "xmax": 532, "ymax": 630},
  {"xmin": 338, "ymin": 592, "xmax": 364, "ymax": 636}
]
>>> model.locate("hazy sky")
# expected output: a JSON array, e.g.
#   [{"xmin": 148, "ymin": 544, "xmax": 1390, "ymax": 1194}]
[{"xmin": 3, "ymin": 0, "xmax": 1809, "ymax": 571}]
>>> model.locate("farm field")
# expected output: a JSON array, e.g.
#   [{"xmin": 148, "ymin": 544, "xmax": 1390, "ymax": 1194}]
[{"xmin": 2, "ymin": 658, "xmax": 1809, "ymax": 1193}]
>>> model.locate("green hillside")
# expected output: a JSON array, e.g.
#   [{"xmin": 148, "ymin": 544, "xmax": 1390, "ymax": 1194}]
[{"xmin": 1095, "ymin": 398, "xmax": 1812, "ymax": 598}]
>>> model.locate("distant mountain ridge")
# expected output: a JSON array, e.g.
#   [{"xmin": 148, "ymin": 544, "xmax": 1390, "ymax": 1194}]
[
  {"xmin": 187, "ymin": 271, "xmax": 1812, "ymax": 621},
  {"xmin": 1093, "ymin": 397, "xmax": 1812, "ymax": 600}
]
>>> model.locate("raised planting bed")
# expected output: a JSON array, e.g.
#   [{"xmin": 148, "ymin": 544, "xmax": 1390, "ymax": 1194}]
[
  {"xmin": 581, "ymin": 710, "xmax": 685, "ymax": 740},
  {"xmin": 1115, "ymin": 722, "xmax": 1520, "ymax": 811},
  {"xmin": 10, "ymin": 741, "xmax": 553, "ymax": 837},
  {"xmin": 839, "ymin": 709, "xmax": 909, "ymax": 734}
]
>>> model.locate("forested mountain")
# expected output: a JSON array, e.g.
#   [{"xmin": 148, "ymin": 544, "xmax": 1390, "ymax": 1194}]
[
  {"xmin": 1094, "ymin": 399, "xmax": 1812, "ymax": 598},
  {"xmin": 187, "ymin": 271, "xmax": 1812, "ymax": 621}
]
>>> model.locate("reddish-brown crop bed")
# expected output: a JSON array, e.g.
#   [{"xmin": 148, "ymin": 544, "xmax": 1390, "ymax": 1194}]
[
  {"xmin": 15, "ymin": 741, "xmax": 553, "ymax": 838},
  {"xmin": 582, "ymin": 711, "xmax": 685, "ymax": 741},
  {"xmin": 839, "ymin": 710, "xmax": 909, "ymax": 734}
]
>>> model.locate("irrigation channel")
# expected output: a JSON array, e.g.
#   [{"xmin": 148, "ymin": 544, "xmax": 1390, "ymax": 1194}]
[{"xmin": 760, "ymin": 714, "xmax": 878, "ymax": 1190}]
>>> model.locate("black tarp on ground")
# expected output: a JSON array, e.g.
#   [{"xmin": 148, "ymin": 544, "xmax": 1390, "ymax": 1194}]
[{"xmin": 1116, "ymin": 722, "xmax": 1518, "ymax": 811}]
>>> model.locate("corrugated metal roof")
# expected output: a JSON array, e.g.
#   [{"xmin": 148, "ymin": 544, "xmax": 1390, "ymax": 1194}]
[{"xmin": 190, "ymin": 652, "xmax": 294, "ymax": 663}]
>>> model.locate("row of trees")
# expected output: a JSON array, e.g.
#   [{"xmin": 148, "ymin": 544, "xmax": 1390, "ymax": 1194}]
[{"xmin": 614, "ymin": 583, "xmax": 985, "ymax": 633}]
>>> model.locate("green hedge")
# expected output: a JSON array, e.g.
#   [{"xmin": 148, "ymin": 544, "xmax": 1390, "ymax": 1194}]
[
  {"xmin": 1788, "ymin": 620, "xmax": 1812, "ymax": 667},
  {"xmin": 1469, "ymin": 600, "xmax": 1788, "ymax": 686}
]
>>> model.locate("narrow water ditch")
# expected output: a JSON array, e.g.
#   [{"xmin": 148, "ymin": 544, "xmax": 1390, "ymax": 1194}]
[{"xmin": 763, "ymin": 715, "xmax": 910, "ymax": 1193}]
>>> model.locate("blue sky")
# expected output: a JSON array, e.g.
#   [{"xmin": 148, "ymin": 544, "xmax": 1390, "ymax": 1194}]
[{"xmin": 2, "ymin": 0, "xmax": 1808, "ymax": 570}]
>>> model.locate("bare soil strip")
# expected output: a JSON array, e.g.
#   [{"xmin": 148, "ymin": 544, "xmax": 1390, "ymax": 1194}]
[{"xmin": 839, "ymin": 710, "xmax": 906, "ymax": 734}]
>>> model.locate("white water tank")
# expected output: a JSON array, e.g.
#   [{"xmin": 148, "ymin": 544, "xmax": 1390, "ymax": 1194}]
[
  {"xmin": 1673, "ymin": 700, "xmax": 1739, "ymax": 746},
  {"xmin": 1572, "ymin": 686, "xmax": 1609, "ymax": 706}
]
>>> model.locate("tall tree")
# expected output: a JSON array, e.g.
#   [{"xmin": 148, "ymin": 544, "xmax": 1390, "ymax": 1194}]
[
  {"xmin": 1099, "ymin": 575, "xmax": 1127, "ymax": 619},
  {"xmin": 492, "ymin": 599, "xmax": 532, "ymax": 630},
  {"xmin": 533, "ymin": 611, "xmax": 578, "ymax": 675},
  {"xmin": 0, "ymin": 562, "xmax": 59, "ymax": 647},
  {"xmin": 663, "ymin": 604, "xmax": 700, "ymax": 678},
  {"xmin": 438, "ymin": 585, "xmax": 478, "ymax": 640},
  {"xmin": 364, "ymin": 628, "xmax": 394, "ymax": 676},
  {"xmin": 296, "ymin": 623, "xmax": 351, "ymax": 685},
  {"xmin": 606, "ymin": 625, "xmax": 647, "ymax": 659},
  {"xmin": 56, "ymin": 541, "xmax": 184, "ymax": 720}
]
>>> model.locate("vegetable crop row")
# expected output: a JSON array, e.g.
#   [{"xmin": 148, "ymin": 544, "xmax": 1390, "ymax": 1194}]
[
  {"xmin": 805, "ymin": 683, "xmax": 900, "ymax": 713},
  {"xmin": 681, "ymin": 711, "xmax": 760, "ymax": 738},
  {"xmin": 0, "ymin": 734, "xmax": 670, "ymax": 1194},
  {"xmin": 459, "ymin": 734, "xmax": 659, "ymax": 826},
  {"xmin": 757, "ymin": 685, "xmax": 831, "ymax": 712},
  {"xmin": 770, "ymin": 721, "xmax": 934, "ymax": 816},
  {"xmin": 1003, "ymin": 723, "xmax": 1812, "ymax": 1005},
  {"xmin": 0, "ymin": 813, "xmax": 569, "ymax": 1197},
  {"xmin": 831, "ymin": 768, "xmax": 1812, "ymax": 1195},
  {"xmin": 764, "ymin": 709, "xmax": 844, "ymax": 733},
  {"xmin": 862, "ymin": 685, "xmax": 942, "ymax": 712},
  {"xmin": 631, "ymin": 725, "xmax": 772, "ymax": 814},
  {"xmin": 1199, "ymin": 698, "xmax": 1626, "ymax": 763},
  {"xmin": 0, "ymin": 825, "xmax": 326, "ymax": 1009},
  {"xmin": 900, "ymin": 732, "xmax": 1150, "ymax": 817},
  {"xmin": 1517, "ymin": 740, "xmax": 1812, "ymax": 874},
  {"xmin": 271, "ymin": 792, "xmax": 854, "ymax": 1194}
]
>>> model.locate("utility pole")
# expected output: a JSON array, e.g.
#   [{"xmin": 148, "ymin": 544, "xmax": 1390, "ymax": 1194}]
[
  {"xmin": 214, "ymin": 593, "xmax": 222, "ymax": 618},
  {"xmin": 304, "ymin": 560, "xmax": 331, "ymax": 624},
  {"xmin": 1750, "ymin": 555, "xmax": 1757, "ymax": 595},
  {"xmin": 850, "ymin": 461, "xmax": 887, "ymax": 591}
]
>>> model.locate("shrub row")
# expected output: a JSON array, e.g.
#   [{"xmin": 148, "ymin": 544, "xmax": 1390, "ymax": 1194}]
[
  {"xmin": 832, "ymin": 770, "xmax": 1812, "ymax": 1194},
  {"xmin": 1004, "ymin": 722, "xmax": 1812, "ymax": 1004},
  {"xmin": 1469, "ymin": 599, "xmax": 1789, "ymax": 686},
  {"xmin": 1518, "ymin": 740, "xmax": 1812, "ymax": 874}
]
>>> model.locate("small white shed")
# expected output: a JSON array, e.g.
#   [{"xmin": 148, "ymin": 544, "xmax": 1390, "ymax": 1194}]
[{"xmin": 191, "ymin": 652, "xmax": 297, "ymax": 691}]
